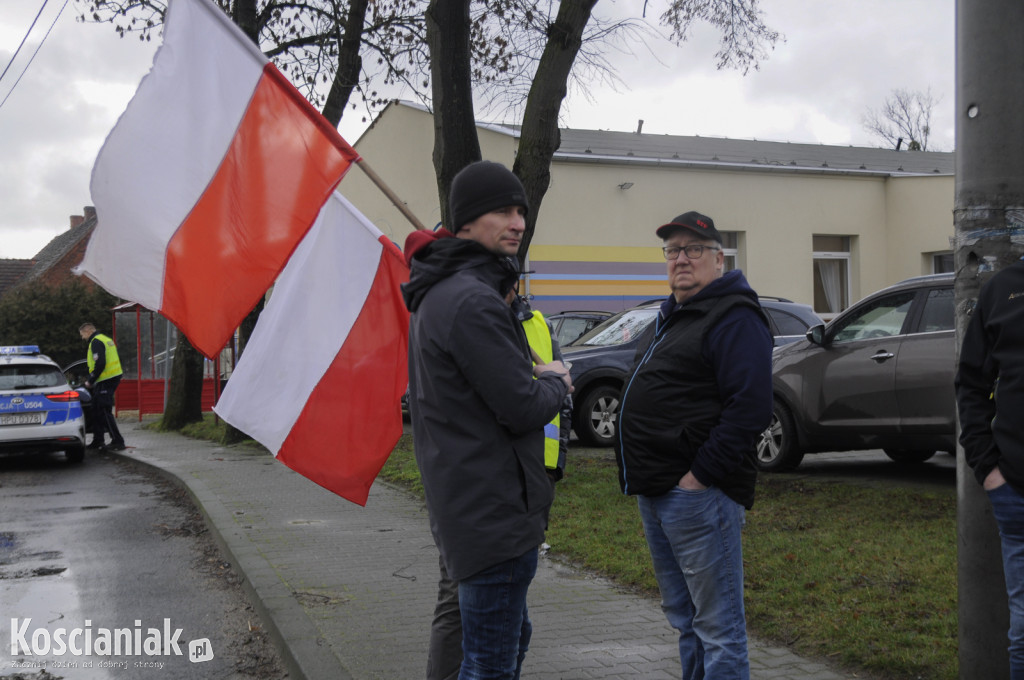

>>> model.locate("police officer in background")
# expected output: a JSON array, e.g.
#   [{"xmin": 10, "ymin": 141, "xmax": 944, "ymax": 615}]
[{"xmin": 78, "ymin": 322, "xmax": 126, "ymax": 452}]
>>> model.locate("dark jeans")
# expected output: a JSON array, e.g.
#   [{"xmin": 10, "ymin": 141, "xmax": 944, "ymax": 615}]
[
  {"xmin": 428, "ymin": 555, "xmax": 462, "ymax": 680},
  {"xmin": 91, "ymin": 376, "xmax": 124, "ymax": 446},
  {"xmin": 457, "ymin": 548, "xmax": 538, "ymax": 680},
  {"xmin": 988, "ymin": 483, "xmax": 1024, "ymax": 680}
]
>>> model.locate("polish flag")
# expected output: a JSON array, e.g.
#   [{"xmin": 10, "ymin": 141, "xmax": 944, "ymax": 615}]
[
  {"xmin": 214, "ymin": 191, "xmax": 410, "ymax": 506},
  {"xmin": 76, "ymin": 0, "xmax": 359, "ymax": 358}
]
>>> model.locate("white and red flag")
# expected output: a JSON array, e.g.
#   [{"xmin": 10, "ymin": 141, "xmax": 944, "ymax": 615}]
[
  {"xmin": 79, "ymin": 0, "xmax": 414, "ymax": 503},
  {"xmin": 76, "ymin": 0, "xmax": 359, "ymax": 358},
  {"xmin": 214, "ymin": 191, "xmax": 409, "ymax": 505}
]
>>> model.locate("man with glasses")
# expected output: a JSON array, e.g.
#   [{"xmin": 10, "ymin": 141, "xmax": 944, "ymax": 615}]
[{"xmin": 615, "ymin": 211, "xmax": 773, "ymax": 678}]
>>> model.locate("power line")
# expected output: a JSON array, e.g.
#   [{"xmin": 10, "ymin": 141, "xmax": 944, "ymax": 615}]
[
  {"xmin": 0, "ymin": 1, "xmax": 50, "ymax": 85},
  {"xmin": 0, "ymin": 0, "xmax": 70, "ymax": 113}
]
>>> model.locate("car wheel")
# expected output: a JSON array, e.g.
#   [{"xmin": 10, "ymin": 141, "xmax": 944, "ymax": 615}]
[
  {"xmin": 65, "ymin": 447, "xmax": 85, "ymax": 464},
  {"xmin": 883, "ymin": 448, "xmax": 937, "ymax": 464},
  {"xmin": 574, "ymin": 384, "xmax": 620, "ymax": 447},
  {"xmin": 755, "ymin": 402, "xmax": 804, "ymax": 472}
]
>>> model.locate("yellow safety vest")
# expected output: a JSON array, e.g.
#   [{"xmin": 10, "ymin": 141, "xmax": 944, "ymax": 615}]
[
  {"xmin": 86, "ymin": 333, "xmax": 123, "ymax": 382},
  {"xmin": 521, "ymin": 311, "xmax": 560, "ymax": 470}
]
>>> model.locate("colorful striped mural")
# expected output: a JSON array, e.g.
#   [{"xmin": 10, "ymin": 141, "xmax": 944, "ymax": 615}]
[{"xmin": 524, "ymin": 245, "xmax": 669, "ymax": 315}]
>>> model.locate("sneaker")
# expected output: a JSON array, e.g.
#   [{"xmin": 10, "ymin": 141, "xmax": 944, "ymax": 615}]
[
  {"xmin": 107, "ymin": 442, "xmax": 127, "ymax": 452},
  {"xmin": 86, "ymin": 440, "xmax": 104, "ymax": 450}
]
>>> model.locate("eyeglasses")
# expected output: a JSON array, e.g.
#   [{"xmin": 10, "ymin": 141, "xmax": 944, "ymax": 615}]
[{"xmin": 662, "ymin": 244, "xmax": 721, "ymax": 260}]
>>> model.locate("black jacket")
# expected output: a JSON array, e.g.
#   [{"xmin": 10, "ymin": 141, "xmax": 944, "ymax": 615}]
[
  {"xmin": 956, "ymin": 259, "xmax": 1024, "ymax": 493},
  {"xmin": 615, "ymin": 271, "xmax": 773, "ymax": 509},
  {"xmin": 402, "ymin": 238, "xmax": 568, "ymax": 581}
]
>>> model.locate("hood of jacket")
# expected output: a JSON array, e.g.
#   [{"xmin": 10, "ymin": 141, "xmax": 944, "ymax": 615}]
[{"xmin": 401, "ymin": 237, "xmax": 519, "ymax": 313}]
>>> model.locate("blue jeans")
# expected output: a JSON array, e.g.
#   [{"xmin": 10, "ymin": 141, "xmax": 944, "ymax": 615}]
[
  {"xmin": 988, "ymin": 483, "xmax": 1024, "ymax": 679},
  {"xmin": 457, "ymin": 548, "xmax": 538, "ymax": 680},
  {"xmin": 639, "ymin": 486, "xmax": 749, "ymax": 680}
]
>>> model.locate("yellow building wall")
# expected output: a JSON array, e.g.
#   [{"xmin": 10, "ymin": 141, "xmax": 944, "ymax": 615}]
[
  {"xmin": 884, "ymin": 175, "xmax": 957, "ymax": 280},
  {"xmin": 344, "ymin": 102, "xmax": 954, "ymax": 315}
]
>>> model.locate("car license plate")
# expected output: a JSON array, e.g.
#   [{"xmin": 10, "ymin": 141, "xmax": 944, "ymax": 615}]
[{"xmin": 0, "ymin": 412, "xmax": 44, "ymax": 426}]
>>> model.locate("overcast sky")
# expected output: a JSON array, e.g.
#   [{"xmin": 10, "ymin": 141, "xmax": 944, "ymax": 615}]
[{"xmin": 0, "ymin": 0, "xmax": 955, "ymax": 260}]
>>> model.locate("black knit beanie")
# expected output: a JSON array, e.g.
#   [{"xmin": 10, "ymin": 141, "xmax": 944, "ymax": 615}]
[{"xmin": 449, "ymin": 161, "xmax": 529, "ymax": 232}]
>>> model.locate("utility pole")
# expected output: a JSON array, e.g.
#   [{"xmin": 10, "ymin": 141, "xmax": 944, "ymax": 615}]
[{"xmin": 955, "ymin": 0, "xmax": 1024, "ymax": 677}]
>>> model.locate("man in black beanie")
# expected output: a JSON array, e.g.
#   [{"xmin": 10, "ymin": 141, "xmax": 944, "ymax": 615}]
[{"xmin": 402, "ymin": 160, "xmax": 573, "ymax": 680}]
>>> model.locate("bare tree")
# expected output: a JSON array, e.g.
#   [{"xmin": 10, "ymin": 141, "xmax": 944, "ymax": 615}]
[
  {"xmin": 76, "ymin": 0, "xmax": 424, "ymax": 127},
  {"xmin": 863, "ymin": 87, "xmax": 940, "ymax": 151},
  {"xmin": 427, "ymin": 0, "xmax": 783, "ymax": 261}
]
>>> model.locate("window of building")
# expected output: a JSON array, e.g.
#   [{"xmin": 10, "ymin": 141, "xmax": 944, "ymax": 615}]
[
  {"xmin": 720, "ymin": 231, "xmax": 738, "ymax": 272},
  {"xmin": 932, "ymin": 252, "xmax": 954, "ymax": 274},
  {"xmin": 812, "ymin": 235, "xmax": 851, "ymax": 315}
]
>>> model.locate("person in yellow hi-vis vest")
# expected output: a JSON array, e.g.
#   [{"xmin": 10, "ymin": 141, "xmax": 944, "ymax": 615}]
[
  {"xmin": 78, "ymin": 322, "xmax": 126, "ymax": 452},
  {"xmin": 509, "ymin": 285, "xmax": 572, "ymax": 483}
]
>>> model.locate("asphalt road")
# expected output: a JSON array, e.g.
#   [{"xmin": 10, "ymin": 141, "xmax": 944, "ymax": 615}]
[{"xmin": 0, "ymin": 449, "xmax": 286, "ymax": 680}]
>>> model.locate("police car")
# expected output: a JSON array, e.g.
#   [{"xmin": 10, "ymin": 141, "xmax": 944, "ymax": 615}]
[{"xmin": 0, "ymin": 346, "xmax": 87, "ymax": 463}]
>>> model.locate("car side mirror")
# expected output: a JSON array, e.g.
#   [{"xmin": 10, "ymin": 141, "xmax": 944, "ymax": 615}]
[{"xmin": 806, "ymin": 324, "xmax": 826, "ymax": 346}]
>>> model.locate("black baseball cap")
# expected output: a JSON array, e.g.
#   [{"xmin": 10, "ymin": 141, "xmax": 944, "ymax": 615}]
[{"xmin": 655, "ymin": 211, "xmax": 722, "ymax": 244}]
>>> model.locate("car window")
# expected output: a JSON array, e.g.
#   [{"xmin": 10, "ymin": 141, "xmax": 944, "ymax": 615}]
[
  {"xmin": 574, "ymin": 308, "xmax": 658, "ymax": 347},
  {"xmin": 766, "ymin": 308, "xmax": 811, "ymax": 336},
  {"xmin": 0, "ymin": 365, "xmax": 65, "ymax": 390},
  {"xmin": 917, "ymin": 287, "xmax": 955, "ymax": 333},
  {"xmin": 556, "ymin": 318, "xmax": 593, "ymax": 346},
  {"xmin": 831, "ymin": 292, "xmax": 916, "ymax": 343}
]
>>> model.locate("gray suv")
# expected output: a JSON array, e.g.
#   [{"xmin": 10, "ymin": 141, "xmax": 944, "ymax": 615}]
[{"xmin": 756, "ymin": 273, "xmax": 955, "ymax": 471}]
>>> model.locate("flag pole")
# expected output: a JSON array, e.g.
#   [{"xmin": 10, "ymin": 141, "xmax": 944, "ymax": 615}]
[{"xmin": 355, "ymin": 158, "xmax": 428, "ymax": 231}]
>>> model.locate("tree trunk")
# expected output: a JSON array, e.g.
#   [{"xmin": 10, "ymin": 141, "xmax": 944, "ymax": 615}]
[
  {"xmin": 220, "ymin": 298, "xmax": 264, "ymax": 444},
  {"xmin": 231, "ymin": 0, "xmax": 259, "ymax": 42},
  {"xmin": 426, "ymin": 0, "xmax": 482, "ymax": 227},
  {"xmin": 514, "ymin": 0, "xmax": 598, "ymax": 268},
  {"xmin": 321, "ymin": 0, "xmax": 369, "ymax": 127},
  {"xmin": 161, "ymin": 333, "xmax": 204, "ymax": 431},
  {"xmin": 955, "ymin": 0, "xmax": 1024, "ymax": 677}
]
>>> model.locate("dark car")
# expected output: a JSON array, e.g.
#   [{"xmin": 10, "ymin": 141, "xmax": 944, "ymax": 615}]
[
  {"xmin": 546, "ymin": 310, "xmax": 614, "ymax": 347},
  {"xmin": 756, "ymin": 273, "xmax": 955, "ymax": 472},
  {"xmin": 562, "ymin": 297, "xmax": 823, "ymax": 447}
]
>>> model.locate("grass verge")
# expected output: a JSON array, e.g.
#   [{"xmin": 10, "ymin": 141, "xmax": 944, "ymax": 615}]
[
  {"xmin": 147, "ymin": 413, "xmax": 266, "ymax": 451},
  {"xmin": 379, "ymin": 437, "xmax": 957, "ymax": 680}
]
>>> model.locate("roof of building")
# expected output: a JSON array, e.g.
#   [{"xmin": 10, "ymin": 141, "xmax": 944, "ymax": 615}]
[
  {"xmin": 368, "ymin": 98, "xmax": 955, "ymax": 178},
  {"xmin": 550, "ymin": 127, "xmax": 954, "ymax": 177},
  {"xmin": 0, "ymin": 259, "xmax": 34, "ymax": 297},
  {"xmin": 17, "ymin": 210, "xmax": 97, "ymax": 287}
]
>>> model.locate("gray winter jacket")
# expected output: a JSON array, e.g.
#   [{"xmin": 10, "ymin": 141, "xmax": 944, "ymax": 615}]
[{"xmin": 402, "ymin": 238, "xmax": 568, "ymax": 581}]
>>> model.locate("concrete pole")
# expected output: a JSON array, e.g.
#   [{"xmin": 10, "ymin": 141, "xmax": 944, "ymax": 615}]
[{"xmin": 955, "ymin": 0, "xmax": 1024, "ymax": 677}]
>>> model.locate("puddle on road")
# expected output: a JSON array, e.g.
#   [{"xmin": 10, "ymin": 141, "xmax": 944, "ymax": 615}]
[{"xmin": 2, "ymin": 567, "xmax": 118, "ymax": 680}]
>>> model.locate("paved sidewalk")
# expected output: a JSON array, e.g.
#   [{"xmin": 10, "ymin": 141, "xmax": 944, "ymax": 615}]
[{"xmin": 113, "ymin": 419, "xmax": 857, "ymax": 680}]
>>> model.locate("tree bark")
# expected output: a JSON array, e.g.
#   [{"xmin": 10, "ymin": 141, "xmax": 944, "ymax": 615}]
[
  {"xmin": 321, "ymin": 0, "xmax": 370, "ymax": 127},
  {"xmin": 220, "ymin": 298, "xmax": 264, "ymax": 444},
  {"xmin": 513, "ymin": 0, "xmax": 598, "ymax": 268},
  {"xmin": 161, "ymin": 333, "xmax": 204, "ymax": 431},
  {"xmin": 231, "ymin": 0, "xmax": 259, "ymax": 43},
  {"xmin": 426, "ymin": 0, "xmax": 482, "ymax": 227}
]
